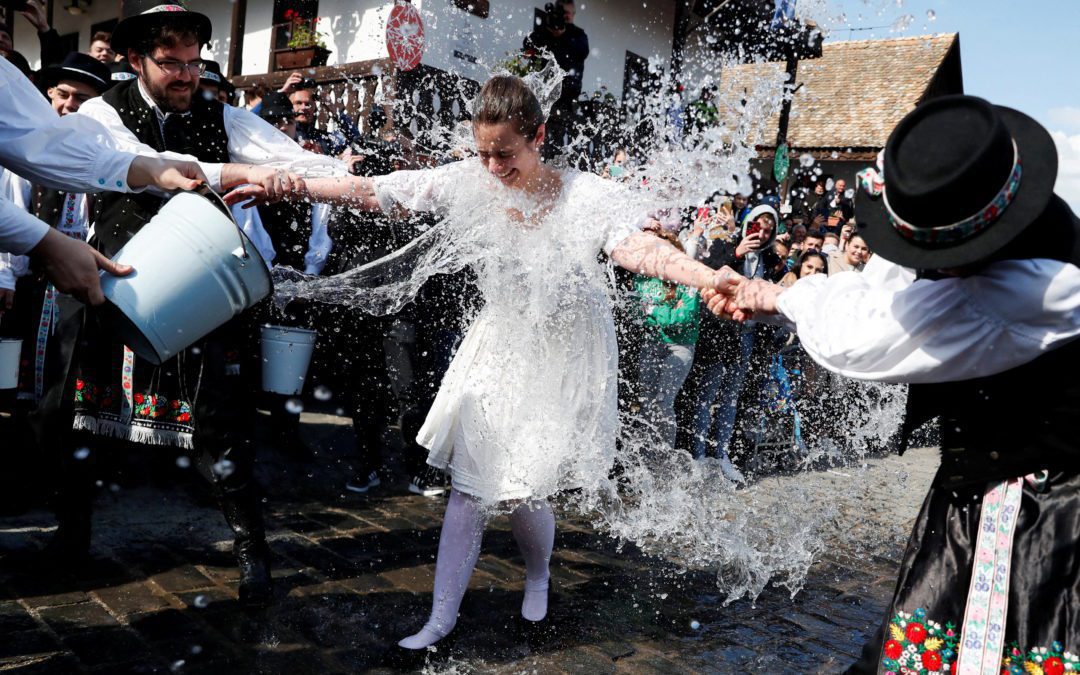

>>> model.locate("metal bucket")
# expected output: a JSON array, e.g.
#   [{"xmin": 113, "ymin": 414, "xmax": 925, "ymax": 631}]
[
  {"xmin": 0, "ymin": 338, "xmax": 21, "ymax": 389},
  {"xmin": 99, "ymin": 187, "xmax": 272, "ymax": 365},
  {"xmin": 260, "ymin": 325, "xmax": 317, "ymax": 395}
]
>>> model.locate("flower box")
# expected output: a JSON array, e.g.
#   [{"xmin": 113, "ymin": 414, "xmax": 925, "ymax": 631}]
[{"xmin": 273, "ymin": 46, "xmax": 331, "ymax": 72}]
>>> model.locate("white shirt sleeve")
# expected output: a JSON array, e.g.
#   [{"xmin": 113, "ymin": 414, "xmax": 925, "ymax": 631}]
[
  {"xmin": 372, "ymin": 161, "xmax": 470, "ymax": 214},
  {"xmin": 304, "ymin": 203, "xmax": 333, "ymax": 275},
  {"xmin": 776, "ymin": 255, "xmax": 1080, "ymax": 384},
  {"xmin": 0, "ymin": 58, "xmax": 135, "ymax": 203},
  {"xmin": 0, "ymin": 198, "xmax": 50, "ymax": 254},
  {"xmin": 223, "ymin": 106, "xmax": 348, "ymax": 182}
]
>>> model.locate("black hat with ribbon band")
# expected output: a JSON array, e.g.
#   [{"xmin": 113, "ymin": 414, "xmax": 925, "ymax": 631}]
[
  {"xmin": 257, "ymin": 93, "xmax": 298, "ymax": 125},
  {"xmin": 38, "ymin": 52, "xmax": 113, "ymax": 95},
  {"xmin": 200, "ymin": 60, "xmax": 234, "ymax": 94},
  {"xmin": 110, "ymin": 1, "xmax": 212, "ymax": 56},
  {"xmin": 854, "ymin": 95, "xmax": 1058, "ymax": 270},
  {"xmin": 110, "ymin": 59, "xmax": 137, "ymax": 83}
]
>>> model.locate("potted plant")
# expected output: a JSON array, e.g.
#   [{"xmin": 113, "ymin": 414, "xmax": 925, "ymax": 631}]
[{"xmin": 273, "ymin": 10, "xmax": 331, "ymax": 72}]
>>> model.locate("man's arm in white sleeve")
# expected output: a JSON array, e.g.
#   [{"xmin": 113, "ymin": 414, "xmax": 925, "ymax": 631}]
[
  {"xmin": 223, "ymin": 106, "xmax": 348, "ymax": 178},
  {"xmin": 0, "ymin": 197, "xmax": 50, "ymax": 255},
  {"xmin": 775, "ymin": 256, "xmax": 1080, "ymax": 384},
  {"xmin": 0, "ymin": 58, "xmax": 136, "ymax": 193}
]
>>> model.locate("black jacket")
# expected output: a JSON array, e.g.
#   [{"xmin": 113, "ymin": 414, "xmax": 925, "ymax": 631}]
[{"xmin": 523, "ymin": 24, "xmax": 589, "ymax": 99}]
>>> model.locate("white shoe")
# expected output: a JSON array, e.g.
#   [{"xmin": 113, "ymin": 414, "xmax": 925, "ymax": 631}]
[{"xmin": 718, "ymin": 455, "xmax": 745, "ymax": 483}]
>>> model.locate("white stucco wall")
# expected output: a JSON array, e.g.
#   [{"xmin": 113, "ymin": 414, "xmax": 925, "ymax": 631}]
[{"xmin": 237, "ymin": 0, "xmax": 679, "ymax": 98}]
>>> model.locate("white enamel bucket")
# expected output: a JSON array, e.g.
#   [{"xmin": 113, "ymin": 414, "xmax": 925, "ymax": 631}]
[
  {"xmin": 99, "ymin": 187, "xmax": 272, "ymax": 365},
  {"xmin": 0, "ymin": 338, "xmax": 21, "ymax": 389},
  {"xmin": 260, "ymin": 325, "xmax": 317, "ymax": 395}
]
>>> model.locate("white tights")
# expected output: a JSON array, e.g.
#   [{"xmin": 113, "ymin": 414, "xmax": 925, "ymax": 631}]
[{"xmin": 398, "ymin": 488, "xmax": 555, "ymax": 650}]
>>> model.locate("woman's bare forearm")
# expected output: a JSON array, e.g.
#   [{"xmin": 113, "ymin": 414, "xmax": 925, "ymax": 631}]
[
  {"xmin": 610, "ymin": 230, "xmax": 720, "ymax": 290},
  {"xmin": 302, "ymin": 176, "xmax": 382, "ymax": 211}
]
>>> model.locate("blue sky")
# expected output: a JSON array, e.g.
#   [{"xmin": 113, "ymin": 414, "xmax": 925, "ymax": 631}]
[{"xmin": 821, "ymin": 0, "xmax": 1080, "ymax": 207}]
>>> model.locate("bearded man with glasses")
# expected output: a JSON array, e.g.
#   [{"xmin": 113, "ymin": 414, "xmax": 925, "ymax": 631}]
[{"xmin": 49, "ymin": 1, "xmax": 348, "ymax": 607}]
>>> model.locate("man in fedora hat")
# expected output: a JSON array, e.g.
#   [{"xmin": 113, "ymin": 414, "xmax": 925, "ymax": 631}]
[
  {"xmin": 45, "ymin": 0, "xmax": 347, "ymax": 607},
  {"xmin": 198, "ymin": 60, "xmax": 234, "ymax": 105},
  {"xmin": 707, "ymin": 95, "xmax": 1080, "ymax": 672}
]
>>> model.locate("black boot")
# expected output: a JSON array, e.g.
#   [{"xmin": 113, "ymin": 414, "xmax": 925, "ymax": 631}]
[
  {"xmin": 43, "ymin": 510, "xmax": 91, "ymax": 562},
  {"xmin": 220, "ymin": 490, "xmax": 273, "ymax": 606}
]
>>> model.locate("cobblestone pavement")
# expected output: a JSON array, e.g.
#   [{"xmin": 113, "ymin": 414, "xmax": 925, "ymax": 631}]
[{"xmin": 0, "ymin": 411, "xmax": 940, "ymax": 674}]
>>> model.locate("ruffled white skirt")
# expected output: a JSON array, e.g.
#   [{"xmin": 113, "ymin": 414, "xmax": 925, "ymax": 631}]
[{"xmin": 417, "ymin": 296, "xmax": 619, "ymax": 503}]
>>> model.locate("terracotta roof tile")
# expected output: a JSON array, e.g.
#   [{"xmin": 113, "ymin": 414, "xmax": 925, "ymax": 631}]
[{"xmin": 715, "ymin": 34, "xmax": 959, "ymax": 150}]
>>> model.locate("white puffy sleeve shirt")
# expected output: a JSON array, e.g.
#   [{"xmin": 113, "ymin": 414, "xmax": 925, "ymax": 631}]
[
  {"xmin": 775, "ymin": 254, "xmax": 1080, "ymax": 384},
  {"xmin": 76, "ymin": 95, "xmax": 348, "ymax": 193},
  {"xmin": 0, "ymin": 58, "xmax": 137, "ymax": 253}
]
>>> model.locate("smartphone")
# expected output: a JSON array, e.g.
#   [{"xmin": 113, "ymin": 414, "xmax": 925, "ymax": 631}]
[
  {"xmin": 1, "ymin": 0, "xmax": 29, "ymax": 10},
  {"xmin": 746, "ymin": 221, "xmax": 762, "ymax": 238}
]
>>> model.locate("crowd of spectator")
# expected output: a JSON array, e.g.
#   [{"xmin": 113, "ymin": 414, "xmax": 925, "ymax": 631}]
[{"xmin": 601, "ymin": 149, "xmax": 875, "ymax": 480}]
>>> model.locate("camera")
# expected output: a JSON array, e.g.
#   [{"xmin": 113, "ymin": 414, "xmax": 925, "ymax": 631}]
[{"xmin": 542, "ymin": 2, "xmax": 566, "ymax": 32}]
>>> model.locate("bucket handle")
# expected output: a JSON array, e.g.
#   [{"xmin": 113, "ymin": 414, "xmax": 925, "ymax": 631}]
[{"xmin": 194, "ymin": 184, "xmax": 252, "ymax": 261}]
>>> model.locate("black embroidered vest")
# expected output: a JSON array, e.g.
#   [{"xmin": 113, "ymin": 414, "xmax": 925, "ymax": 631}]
[
  {"xmin": 256, "ymin": 201, "xmax": 312, "ymax": 271},
  {"xmin": 31, "ymin": 185, "xmax": 69, "ymax": 227},
  {"xmin": 91, "ymin": 81, "xmax": 231, "ymax": 257},
  {"xmin": 903, "ymin": 198, "xmax": 1080, "ymax": 485}
]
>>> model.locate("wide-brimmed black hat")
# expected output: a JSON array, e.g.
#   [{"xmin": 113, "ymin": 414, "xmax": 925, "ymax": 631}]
[
  {"xmin": 200, "ymin": 60, "xmax": 234, "ymax": 93},
  {"xmin": 855, "ymin": 95, "xmax": 1058, "ymax": 269},
  {"xmin": 110, "ymin": 1, "xmax": 212, "ymax": 56},
  {"xmin": 257, "ymin": 93, "xmax": 297, "ymax": 125},
  {"xmin": 38, "ymin": 52, "xmax": 112, "ymax": 94}
]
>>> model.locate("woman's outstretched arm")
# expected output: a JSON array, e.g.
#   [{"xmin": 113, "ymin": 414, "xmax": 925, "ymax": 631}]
[
  {"xmin": 610, "ymin": 229, "xmax": 743, "ymax": 295},
  {"xmin": 223, "ymin": 174, "xmax": 382, "ymax": 211}
]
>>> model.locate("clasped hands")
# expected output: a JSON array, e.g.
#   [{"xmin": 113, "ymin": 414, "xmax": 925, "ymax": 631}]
[
  {"xmin": 221, "ymin": 166, "xmax": 307, "ymax": 208},
  {"xmin": 703, "ymin": 267, "xmax": 784, "ymax": 321}
]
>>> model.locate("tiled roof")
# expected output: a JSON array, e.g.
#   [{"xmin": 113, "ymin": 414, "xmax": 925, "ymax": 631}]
[{"xmin": 715, "ymin": 33, "xmax": 959, "ymax": 150}]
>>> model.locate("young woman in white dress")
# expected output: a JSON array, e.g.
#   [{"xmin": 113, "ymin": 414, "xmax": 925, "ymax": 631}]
[{"xmin": 229, "ymin": 75, "xmax": 741, "ymax": 649}]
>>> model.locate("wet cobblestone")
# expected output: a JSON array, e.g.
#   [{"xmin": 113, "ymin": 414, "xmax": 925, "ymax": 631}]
[{"xmin": 0, "ymin": 412, "xmax": 939, "ymax": 673}]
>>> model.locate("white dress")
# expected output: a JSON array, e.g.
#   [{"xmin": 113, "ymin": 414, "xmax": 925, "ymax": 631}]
[{"xmin": 372, "ymin": 160, "xmax": 645, "ymax": 503}]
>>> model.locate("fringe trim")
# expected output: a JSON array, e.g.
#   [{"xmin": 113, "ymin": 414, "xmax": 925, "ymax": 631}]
[{"xmin": 73, "ymin": 414, "xmax": 195, "ymax": 450}]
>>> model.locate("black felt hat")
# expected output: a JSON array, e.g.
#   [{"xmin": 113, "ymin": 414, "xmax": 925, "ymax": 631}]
[
  {"xmin": 257, "ymin": 93, "xmax": 297, "ymax": 124},
  {"xmin": 200, "ymin": 59, "xmax": 233, "ymax": 93},
  {"xmin": 854, "ymin": 95, "xmax": 1058, "ymax": 269},
  {"xmin": 38, "ymin": 52, "xmax": 113, "ymax": 94},
  {"xmin": 110, "ymin": 1, "xmax": 212, "ymax": 56}
]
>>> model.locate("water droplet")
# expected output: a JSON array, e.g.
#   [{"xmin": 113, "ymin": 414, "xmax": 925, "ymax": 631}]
[
  {"xmin": 926, "ymin": 9, "xmax": 936, "ymax": 21},
  {"xmin": 176, "ymin": 455, "xmax": 191, "ymax": 469},
  {"xmin": 190, "ymin": 645, "xmax": 203, "ymax": 655},
  {"xmin": 891, "ymin": 14, "xmax": 914, "ymax": 32},
  {"xmin": 690, "ymin": 620, "xmax": 701, "ymax": 630},
  {"xmin": 211, "ymin": 459, "xmax": 235, "ymax": 479},
  {"xmin": 845, "ymin": 189, "xmax": 855, "ymax": 199},
  {"xmin": 284, "ymin": 398, "xmax": 304, "ymax": 414},
  {"xmin": 192, "ymin": 594, "xmax": 209, "ymax": 608},
  {"xmin": 313, "ymin": 385, "xmax": 333, "ymax": 401},
  {"xmin": 73, "ymin": 447, "xmax": 91, "ymax": 460},
  {"xmin": 170, "ymin": 660, "xmax": 186, "ymax": 672},
  {"xmin": 799, "ymin": 153, "xmax": 815, "ymax": 168}
]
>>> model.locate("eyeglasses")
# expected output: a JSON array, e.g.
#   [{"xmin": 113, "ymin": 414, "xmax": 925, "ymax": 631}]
[{"xmin": 143, "ymin": 54, "xmax": 206, "ymax": 77}]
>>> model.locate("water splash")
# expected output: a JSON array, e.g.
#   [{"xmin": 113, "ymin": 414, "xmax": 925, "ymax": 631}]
[{"xmin": 270, "ymin": 2, "xmax": 910, "ymax": 603}]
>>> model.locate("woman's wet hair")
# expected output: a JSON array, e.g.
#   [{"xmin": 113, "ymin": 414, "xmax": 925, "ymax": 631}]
[{"xmin": 473, "ymin": 75, "xmax": 545, "ymax": 140}]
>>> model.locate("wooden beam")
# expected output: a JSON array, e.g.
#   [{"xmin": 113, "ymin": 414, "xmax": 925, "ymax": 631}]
[
  {"xmin": 227, "ymin": 0, "xmax": 247, "ymax": 78},
  {"xmin": 231, "ymin": 58, "xmax": 393, "ymax": 91}
]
